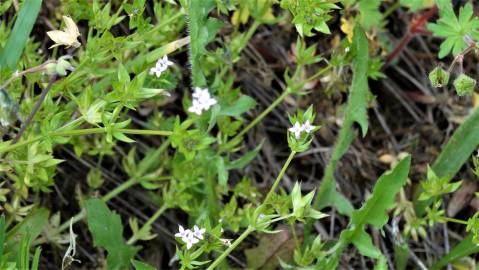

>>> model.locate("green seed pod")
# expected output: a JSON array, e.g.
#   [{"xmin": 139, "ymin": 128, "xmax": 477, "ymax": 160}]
[
  {"xmin": 453, "ymin": 74, "xmax": 476, "ymax": 96},
  {"xmin": 428, "ymin": 67, "xmax": 450, "ymax": 88}
]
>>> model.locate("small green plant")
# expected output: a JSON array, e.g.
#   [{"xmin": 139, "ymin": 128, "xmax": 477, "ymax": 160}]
[{"xmin": 2, "ymin": 0, "xmax": 479, "ymax": 269}]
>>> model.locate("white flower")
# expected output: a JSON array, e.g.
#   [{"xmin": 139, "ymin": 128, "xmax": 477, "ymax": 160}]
[
  {"xmin": 192, "ymin": 225, "xmax": 206, "ymax": 240},
  {"xmin": 174, "ymin": 225, "xmax": 191, "ymax": 239},
  {"xmin": 188, "ymin": 87, "xmax": 217, "ymax": 115},
  {"xmin": 288, "ymin": 122, "xmax": 303, "ymax": 139},
  {"xmin": 301, "ymin": 120, "xmax": 314, "ymax": 133},
  {"xmin": 149, "ymin": 55, "xmax": 174, "ymax": 77},
  {"xmin": 183, "ymin": 232, "xmax": 200, "ymax": 249},
  {"xmin": 47, "ymin": 16, "xmax": 81, "ymax": 49},
  {"xmin": 220, "ymin": 238, "xmax": 232, "ymax": 246}
]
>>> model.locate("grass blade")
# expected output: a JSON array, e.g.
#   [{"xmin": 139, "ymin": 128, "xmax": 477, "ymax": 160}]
[
  {"xmin": 430, "ymin": 234, "xmax": 479, "ymax": 270},
  {"xmin": 0, "ymin": 0, "xmax": 42, "ymax": 70}
]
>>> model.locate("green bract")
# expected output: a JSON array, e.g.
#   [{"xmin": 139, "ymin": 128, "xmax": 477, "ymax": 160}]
[{"xmin": 454, "ymin": 73, "xmax": 476, "ymax": 96}]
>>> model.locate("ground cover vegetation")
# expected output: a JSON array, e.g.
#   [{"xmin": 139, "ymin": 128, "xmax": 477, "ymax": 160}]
[{"xmin": 1, "ymin": 0, "xmax": 479, "ymax": 269}]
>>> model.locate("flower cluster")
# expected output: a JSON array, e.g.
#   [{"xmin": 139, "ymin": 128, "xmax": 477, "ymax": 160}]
[
  {"xmin": 174, "ymin": 225, "xmax": 206, "ymax": 249},
  {"xmin": 288, "ymin": 120, "xmax": 314, "ymax": 139},
  {"xmin": 149, "ymin": 55, "xmax": 173, "ymax": 77},
  {"xmin": 188, "ymin": 87, "xmax": 217, "ymax": 115}
]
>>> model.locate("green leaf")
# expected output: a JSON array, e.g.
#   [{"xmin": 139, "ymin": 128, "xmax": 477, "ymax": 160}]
[
  {"xmin": 427, "ymin": 0, "xmax": 479, "ymax": 58},
  {"xmin": 0, "ymin": 0, "xmax": 42, "ymax": 70},
  {"xmin": 416, "ymin": 106, "xmax": 479, "ymax": 215},
  {"xmin": 183, "ymin": 0, "xmax": 223, "ymax": 86},
  {"xmin": 313, "ymin": 25, "xmax": 369, "ymax": 216},
  {"xmin": 328, "ymin": 155, "xmax": 411, "ymax": 267},
  {"xmin": 226, "ymin": 140, "xmax": 263, "ymax": 170},
  {"xmin": 358, "ymin": 0, "xmax": 383, "ymax": 30},
  {"xmin": 86, "ymin": 198, "xmax": 139, "ymax": 270},
  {"xmin": 400, "ymin": 0, "xmax": 434, "ymax": 11},
  {"xmin": 0, "ymin": 215, "xmax": 5, "ymax": 264},
  {"xmin": 219, "ymin": 95, "xmax": 256, "ymax": 117},
  {"xmin": 132, "ymin": 260, "xmax": 156, "ymax": 270},
  {"xmin": 430, "ymin": 234, "xmax": 479, "ymax": 270}
]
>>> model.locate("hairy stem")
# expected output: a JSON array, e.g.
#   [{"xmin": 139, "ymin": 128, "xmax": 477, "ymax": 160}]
[
  {"xmin": 127, "ymin": 204, "xmax": 168, "ymax": 245},
  {"xmin": 264, "ymin": 151, "xmax": 296, "ymax": 204},
  {"xmin": 206, "ymin": 226, "xmax": 254, "ymax": 270}
]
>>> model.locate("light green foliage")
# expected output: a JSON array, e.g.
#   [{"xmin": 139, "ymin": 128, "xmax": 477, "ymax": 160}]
[
  {"xmin": 466, "ymin": 212, "xmax": 479, "ymax": 244},
  {"xmin": 86, "ymin": 198, "xmax": 139, "ymax": 269},
  {"xmin": 428, "ymin": 66, "xmax": 450, "ymax": 88},
  {"xmin": 329, "ymin": 155, "xmax": 411, "ymax": 267},
  {"xmin": 418, "ymin": 166, "xmax": 462, "ymax": 201},
  {"xmin": 0, "ymin": 0, "xmax": 42, "ymax": 70},
  {"xmin": 453, "ymin": 73, "xmax": 476, "ymax": 96},
  {"xmin": 430, "ymin": 234, "xmax": 479, "ymax": 270},
  {"xmin": 314, "ymin": 25, "xmax": 369, "ymax": 215},
  {"xmin": 428, "ymin": 0, "xmax": 479, "ymax": 58},
  {"xmin": 400, "ymin": 0, "xmax": 434, "ymax": 11},
  {"xmin": 183, "ymin": 0, "xmax": 223, "ymax": 86},
  {"xmin": 287, "ymin": 106, "xmax": 319, "ymax": 153},
  {"xmin": 291, "ymin": 182, "xmax": 327, "ymax": 222},
  {"xmin": 280, "ymin": 0, "xmax": 339, "ymax": 36},
  {"xmin": 358, "ymin": 0, "xmax": 383, "ymax": 30},
  {"xmin": 132, "ymin": 260, "xmax": 156, "ymax": 270}
]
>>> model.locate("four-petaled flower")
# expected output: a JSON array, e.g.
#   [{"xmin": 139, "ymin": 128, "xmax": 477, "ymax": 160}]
[
  {"xmin": 192, "ymin": 225, "xmax": 206, "ymax": 240},
  {"xmin": 301, "ymin": 120, "xmax": 314, "ymax": 133},
  {"xmin": 183, "ymin": 232, "xmax": 200, "ymax": 249},
  {"xmin": 288, "ymin": 122, "xmax": 303, "ymax": 139},
  {"xmin": 188, "ymin": 87, "xmax": 217, "ymax": 115},
  {"xmin": 149, "ymin": 55, "xmax": 173, "ymax": 77},
  {"xmin": 174, "ymin": 225, "xmax": 207, "ymax": 250},
  {"xmin": 174, "ymin": 225, "xmax": 190, "ymax": 239},
  {"xmin": 288, "ymin": 120, "xmax": 316, "ymax": 139}
]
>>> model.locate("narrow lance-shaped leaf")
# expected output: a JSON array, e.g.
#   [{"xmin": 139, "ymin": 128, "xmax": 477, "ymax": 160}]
[
  {"xmin": 327, "ymin": 155, "xmax": 411, "ymax": 268},
  {"xmin": 430, "ymin": 234, "xmax": 479, "ymax": 270},
  {"xmin": 313, "ymin": 25, "xmax": 369, "ymax": 216},
  {"xmin": 0, "ymin": 0, "xmax": 42, "ymax": 70}
]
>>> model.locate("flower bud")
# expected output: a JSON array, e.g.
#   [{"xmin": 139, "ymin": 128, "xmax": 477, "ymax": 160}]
[
  {"xmin": 428, "ymin": 67, "xmax": 449, "ymax": 88},
  {"xmin": 454, "ymin": 74, "xmax": 476, "ymax": 96}
]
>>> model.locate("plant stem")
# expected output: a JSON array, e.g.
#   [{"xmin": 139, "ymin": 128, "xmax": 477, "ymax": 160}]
[
  {"xmin": 263, "ymin": 151, "xmax": 296, "ymax": 204},
  {"xmin": 10, "ymin": 76, "xmax": 57, "ymax": 146},
  {"xmin": 56, "ymin": 139, "xmax": 171, "ymax": 234},
  {"xmin": 233, "ymin": 90, "xmax": 289, "ymax": 140},
  {"xmin": 441, "ymin": 217, "xmax": 468, "ymax": 225},
  {"xmin": 0, "ymin": 128, "xmax": 172, "ymax": 155},
  {"xmin": 206, "ymin": 226, "xmax": 255, "ymax": 270},
  {"xmin": 127, "ymin": 204, "xmax": 168, "ymax": 245},
  {"xmin": 290, "ymin": 222, "xmax": 300, "ymax": 248}
]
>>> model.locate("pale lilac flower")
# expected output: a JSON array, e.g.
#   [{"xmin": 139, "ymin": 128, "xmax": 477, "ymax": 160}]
[
  {"xmin": 301, "ymin": 120, "xmax": 314, "ymax": 134},
  {"xmin": 288, "ymin": 122, "xmax": 303, "ymax": 139},
  {"xmin": 192, "ymin": 225, "xmax": 206, "ymax": 240},
  {"xmin": 182, "ymin": 232, "xmax": 199, "ymax": 249},
  {"xmin": 188, "ymin": 87, "xmax": 217, "ymax": 115},
  {"xmin": 174, "ymin": 225, "xmax": 191, "ymax": 239},
  {"xmin": 149, "ymin": 55, "xmax": 173, "ymax": 77}
]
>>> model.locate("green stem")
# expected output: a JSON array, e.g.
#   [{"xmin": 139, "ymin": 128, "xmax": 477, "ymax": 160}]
[
  {"xmin": 127, "ymin": 204, "xmax": 168, "ymax": 245},
  {"xmin": 234, "ymin": 90, "xmax": 289, "ymax": 140},
  {"xmin": 0, "ymin": 128, "xmax": 172, "ymax": 155},
  {"xmin": 56, "ymin": 139, "xmax": 171, "ymax": 234},
  {"xmin": 206, "ymin": 226, "xmax": 255, "ymax": 270},
  {"xmin": 263, "ymin": 151, "xmax": 296, "ymax": 204},
  {"xmin": 441, "ymin": 217, "xmax": 468, "ymax": 225}
]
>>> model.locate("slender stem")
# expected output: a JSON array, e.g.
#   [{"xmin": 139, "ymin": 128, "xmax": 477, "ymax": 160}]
[
  {"xmin": 290, "ymin": 222, "xmax": 300, "ymax": 248},
  {"xmin": 0, "ymin": 128, "xmax": 172, "ymax": 155},
  {"xmin": 234, "ymin": 90, "xmax": 289, "ymax": 140},
  {"xmin": 56, "ymin": 139, "xmax": 171, "ymax": 234},
  {"xmin": 441, "ymin": 217, "xmax": 468, "ymax": 225},
  {"xmin": 127, "ymin": 204, "xmax": 168, "ymax": 245},
  {"xmin": 11, "ymin": 76, "xmax": 57, "ymax": 146},
  {"xmin": 263, "ymin": 151, "xmax": 296, "ymax": 204},
  {"xmin": 206, "ymin": 226, "xmax": 255, "ymax": 270}
]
